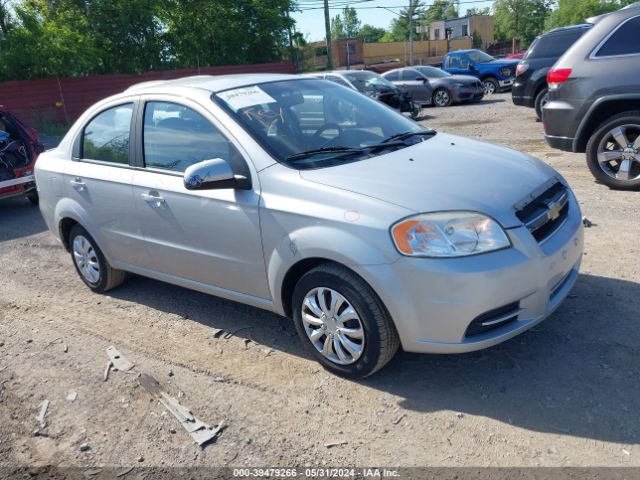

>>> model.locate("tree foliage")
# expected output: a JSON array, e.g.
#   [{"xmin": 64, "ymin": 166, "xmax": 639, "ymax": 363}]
[
  {"xmin": 493, "ymin": 0, "xmax": 552, "ymax": 45},
  {"xmin": 0, "ymin": 0, "xmax": 295, "ymax": 81},
  {"xmin": 357, "ymin": 24, "xmax": 387, "ymax": 43},
  {"xmin": 545, "ymin": 0, "xmax": 633, "ymax": 29},
  {"xmin": 381, "ymin": 1, "xmax": 425, "ymax": 42},
  {"xmin": 331, "ymin": 6, "xmax": 361, "ymax": 40}
]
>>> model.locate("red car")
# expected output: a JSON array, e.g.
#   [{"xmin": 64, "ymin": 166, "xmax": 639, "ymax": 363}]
[
  {"xmin": 0, "ymin": 107, "xmax": 44, "ymax": 204},
  {"xmin": 505, "ymin": 52, "xmax": 525, "ymax": 60}
]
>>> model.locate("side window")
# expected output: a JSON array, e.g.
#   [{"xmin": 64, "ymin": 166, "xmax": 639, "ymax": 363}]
[
  {"xmin": 143, "ymin": 101, "xmax": 244, "ymax": 173},
  {"xmin": 405, "ymin": 70, "xmax": 424, "ymax": 81},
  {"xmin": 595, "ymin": 17, "xmax": 640, "ymax": 57},
  {"xmin": 82, "ymin": 103, "xmax": 133, "ymax": 164},
  {"xmin": 384, "ymin": 71, "xmax": 400, "ymax": 81}
]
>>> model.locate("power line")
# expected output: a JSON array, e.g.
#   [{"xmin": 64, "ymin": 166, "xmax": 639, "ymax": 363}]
[{"xmin": 296, "ymin": 0, "xmax": 491, "ymax": 11}]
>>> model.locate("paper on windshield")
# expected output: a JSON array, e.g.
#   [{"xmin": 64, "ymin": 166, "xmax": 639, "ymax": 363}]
[{"xmin": 217, "ymin": 86, "xmax": 276, "ymax": 112}]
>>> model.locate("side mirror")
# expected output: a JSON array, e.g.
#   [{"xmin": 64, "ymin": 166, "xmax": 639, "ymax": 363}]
[{"xmin": 183, "ymin": 158, "xmax": 249, "ymax": 190}]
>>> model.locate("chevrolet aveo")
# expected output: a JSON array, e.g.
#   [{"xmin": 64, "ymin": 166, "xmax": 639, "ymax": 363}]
[{"xmin": 35, "ymin": 74, "xmax": 583, "ymax": 378}]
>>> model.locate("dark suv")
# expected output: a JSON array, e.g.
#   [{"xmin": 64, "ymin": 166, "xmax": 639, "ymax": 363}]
[
  {"xmin": 543, "ymin": 3, "xmax": 640, "ymax": 189},
  {"xmin": 512, "ymin": 24, "xmax": 591, "ymax": 120}
]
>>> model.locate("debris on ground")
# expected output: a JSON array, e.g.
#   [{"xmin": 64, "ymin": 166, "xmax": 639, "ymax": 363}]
[
  {"xmin": 103, "ymin": 361, "xmax": 113, "ymax": 382},
  {"xmin": 392, "ymin": 414, "xmax": 406, "ymax": 425},
  {"xmin": 79, "ymin": 442, "xmax": 91, "ymax": 452},
  {"xmin": 212, "ymin": 328, "xmax": 225, "ymax": 338},
  {"xmin": 116, "ymin": 466, "xmax": 135, "ymax": 477},
  {"xmin": 106, "ymin": 346, "xmax": 135, "ymax": 371},
  {"xmin": 325, "ymin": 440, "xmax": 348, "ymax": 448},
  {"xmin": 224, "ymin": 326, "xmax": 253, "ymax": 339},
  {"xmin": 35, "ymin": 399, "xmax": 49, "ymax": 429},
  {"xmin": 66, "ymin": 390, "xmax": 77, "ymax": 402},
  {"xmin": 138, "ymin": 373, "xmax": 225, "ymax": 446},
  {"xmin": 582, "ymin": 216, "xmax": 594, "ymax": 228},
  {"xmin": 83, "ymin": 468, "xmax": 102, "ymax": 478}
]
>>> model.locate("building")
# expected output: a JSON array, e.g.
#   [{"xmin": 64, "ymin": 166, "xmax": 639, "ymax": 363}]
[
  {"xmin": 309, "ymin": 38, "xmax": 364, "ymax": 69},
  {"xmin": 429, "ymin": 15, "xmax": 494, "ymax": 49}
]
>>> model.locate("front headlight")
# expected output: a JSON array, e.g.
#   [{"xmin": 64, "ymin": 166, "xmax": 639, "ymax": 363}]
[{"xmin": 391, "ymin": 212, "xmax": 511, "ymax": 258}]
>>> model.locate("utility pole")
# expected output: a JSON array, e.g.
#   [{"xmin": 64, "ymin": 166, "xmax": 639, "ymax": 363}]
[
  {"xmin": 408, "ymin": 0, "xmax": 414, "ymax": 66},
  {"xmin": 323, "ymin": 0, "xmax": 333, "ymax": 70}
]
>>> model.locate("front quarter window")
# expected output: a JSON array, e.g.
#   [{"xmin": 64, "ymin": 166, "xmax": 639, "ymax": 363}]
[{"xmin": 214, "ymin": 79, "xmax": 429, "ymax": 169}]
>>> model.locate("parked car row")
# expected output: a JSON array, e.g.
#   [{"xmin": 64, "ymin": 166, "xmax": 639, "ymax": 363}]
[{"xmin": 514, "ymin": 3, "xmax": 640, "ymax": 189}]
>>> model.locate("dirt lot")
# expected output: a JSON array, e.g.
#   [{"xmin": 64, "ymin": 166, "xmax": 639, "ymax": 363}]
[{"xmin": 1, "ymin": 94, "xmax": 639, "ymax": 473}]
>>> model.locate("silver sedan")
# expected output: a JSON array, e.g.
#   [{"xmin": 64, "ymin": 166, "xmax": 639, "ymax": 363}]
[{"xmin": 35, "ymin": 75, "xmax": 583, "ymax": 378}]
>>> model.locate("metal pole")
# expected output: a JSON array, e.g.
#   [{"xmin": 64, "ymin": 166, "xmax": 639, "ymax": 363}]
[
  {"xmin": 408, "ymin": 0, "xmax": 414, "ymax": 66},
  {"xmin": 324, "ymin": 0, "xmax": 333, "ymax": 70}
]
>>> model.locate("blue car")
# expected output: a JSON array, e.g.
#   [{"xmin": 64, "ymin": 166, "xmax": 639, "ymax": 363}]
[{"xmin": 442, "ymin": 49, "xmax": 519, "ymax": 95}]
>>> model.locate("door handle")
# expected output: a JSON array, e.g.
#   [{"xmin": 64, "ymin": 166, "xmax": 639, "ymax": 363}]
[
  {"xmin": 141, "ymin": 192, "xmax": 165, "ymax": 207},
  {"xmin": 70, "ymin": 178, "xmax": 85, "ymax": 191}
]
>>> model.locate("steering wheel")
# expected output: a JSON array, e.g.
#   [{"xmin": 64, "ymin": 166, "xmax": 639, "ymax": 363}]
[{"xmin": 312, "ymin": 123, "xmax": 344, "ymax": 148}]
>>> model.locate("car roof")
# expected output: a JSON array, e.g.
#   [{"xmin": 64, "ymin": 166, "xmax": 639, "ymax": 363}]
[
  {"xmin": 125, "ymin": 73, "xmax": 298, "ymax": 94},
  {"xmin": 545, "ymin": 23, "xmax": 592, "ymax": 35}
]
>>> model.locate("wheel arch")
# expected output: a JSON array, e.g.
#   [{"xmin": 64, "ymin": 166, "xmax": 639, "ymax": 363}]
[{"xmin": 574, "ymin": 96, "xmax": 640, "ymax": 152}]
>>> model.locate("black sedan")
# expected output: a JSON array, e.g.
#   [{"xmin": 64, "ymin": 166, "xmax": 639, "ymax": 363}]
[{"xmin": 382, "ymin": 66, "xmax": 484, "ymax": 107}]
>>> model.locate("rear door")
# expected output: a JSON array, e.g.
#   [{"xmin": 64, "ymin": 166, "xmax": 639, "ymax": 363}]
[
  {"xmin": 63, "ymin": 99, "xmax": 145, "ymax": 267},
  {"xmin": 131, "ymin": 96, "xmax": 269, "ymax": 299}
]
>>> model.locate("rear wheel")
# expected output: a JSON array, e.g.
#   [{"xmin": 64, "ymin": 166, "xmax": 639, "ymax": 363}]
[
  {"xmin": 432, "ymin": 88, "xmax": 452, "ymax": 107},
  {"xmin": 68, "ymin": 224, "xmax": 127, "ymax": 292},
  {"xmin": 291, "ymin": 263, "xmax": 399, "ymax": 379},
  {"xmin": 534, "ymin": 87, "xmax": 549, "ymax": 121},
  {"xmin": 586, "ymin": 111, "xmax": 640, "ymax": 190},
  {"xmin": 483, "ymin": 77, "xmax": 499, "ymax": 95}
]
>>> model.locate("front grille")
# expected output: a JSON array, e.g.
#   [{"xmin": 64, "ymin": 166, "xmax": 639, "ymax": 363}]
[
  {"xmin": 465, "ymin": 302, "xmax": 522, "ymax": 337},
  {"xmin": 516, "ymin": 182, "xmax": 570, "ymax": 243}
]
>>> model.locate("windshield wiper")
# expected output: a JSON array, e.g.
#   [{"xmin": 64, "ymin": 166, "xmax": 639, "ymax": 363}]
[
  {"xmin": 381, "ymin": 130, "xmax": 436, "ymax": 144},
  {"xmin": 286, "ymin": 146, "xmax": 367, "ymax": 162}
]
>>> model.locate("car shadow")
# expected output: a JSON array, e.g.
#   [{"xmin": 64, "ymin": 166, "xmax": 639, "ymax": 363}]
[
  {"xmin": 110, "ymin": 271, "xmax": 639, "ymax": 445},
  {"xmin": 0, "ymin": 197, "xmax": 47, "ymax": 241}
]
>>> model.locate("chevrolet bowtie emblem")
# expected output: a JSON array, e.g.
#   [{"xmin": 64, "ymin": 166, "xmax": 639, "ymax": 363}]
[{"xmin": 547, "ymin": 200, "xmax": 562, "ymax": 221}]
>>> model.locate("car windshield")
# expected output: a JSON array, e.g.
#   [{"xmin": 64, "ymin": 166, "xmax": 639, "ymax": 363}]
[
  {"xmin": 415, "ymin": 66, "xmax": 451, "ymax": 78},
  {"xmin": 213, "ymin": 79, "xmax": 431, "ymax": 169},
  {"xmin": 467, "ymin": 50, "xmax": 495, "ymax": 64},
  {"xmin": 341, "ymin": 71, "xmax": 396, "ymax": 92}
]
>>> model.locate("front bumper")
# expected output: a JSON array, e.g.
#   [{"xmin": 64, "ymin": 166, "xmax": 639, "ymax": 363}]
[
  {"xmin": 499, "ymin": 78, "xmax": 515, "ymax": 90},
  {"xmin": 358, "ymin": 192, "xmax": 583, "ymax": 354},
  {"xmin": 453, "ymin": 85, "xmax": 485, "ymax": 103}
]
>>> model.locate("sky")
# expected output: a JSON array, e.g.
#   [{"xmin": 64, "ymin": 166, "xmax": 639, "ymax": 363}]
[{"xmin": 292, "ymin": 0, "xmax": 495, "ymax": 42}]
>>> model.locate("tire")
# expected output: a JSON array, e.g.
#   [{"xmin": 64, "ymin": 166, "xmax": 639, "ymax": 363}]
[
  {"xmin": 586, "ymin": 111, "xmax": 640, "ymax": 190},
  {"xmin": 432, "ymin": 88, "xmax": 453, "ymax": 107},
  {"xmin": 68, "ymin": 224, "xmax": 127, "ymax": 292},
  {"xmin": 291, "ymin": 263, "xmax": 400, "ymax": 379},
  {"xmin": 27, "ymin": 192, "xmax": 39, "ymax": 205},
  {"xmin": 534, "ymin": 87, "xmax": 549, "ymax": 121},
  {"xmin": 483, "ymin": 77, "xmax": 499, "ymax": 95}
]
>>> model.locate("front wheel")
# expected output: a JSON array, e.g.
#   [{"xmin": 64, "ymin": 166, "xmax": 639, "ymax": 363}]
[
  {"xmin": 483, "ymin": 77, "xmax": 499, "ymax": 95},
  {"xmin": 432, "ymin": 88, "xmax": 453, "ymax": 107},
  {"xmin": 291, "ymin": 263, "xmax": 400, "ymax": 379},
  {"xmin": 68, "ymin": 224, "xmax": 128, "ymax": 292},
  {"xmin": 586, "ymin": 111, "xmax": 640, "ymax": 190}
]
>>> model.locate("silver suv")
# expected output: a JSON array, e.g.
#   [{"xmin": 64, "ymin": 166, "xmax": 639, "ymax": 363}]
[
  {"xmin": 543, "ymin": 3, "xmax": 640, "ymax": 189},
  {"xmin": 35, "ymin": 75, "xmax": 583, "ymax": 378}
]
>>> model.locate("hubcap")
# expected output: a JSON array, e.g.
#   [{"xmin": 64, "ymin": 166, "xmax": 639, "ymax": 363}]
[
  {"xmin": 435, "ymin": 90, "xmax": 449, "ymax": 106},
  {"xmin": 483, "ymin": 81, "xmax": 496, "ymax": 95},
  {"xmin": 596, "ymin": 124, "xmax": 640, "ymax": 182},
  {"xmin": 301, "ymin": 287, "xmax": 364, "ymax": 365},
  {"xmin": 72, "ymin": 235, "xmax": 100, "ymax": 284}
]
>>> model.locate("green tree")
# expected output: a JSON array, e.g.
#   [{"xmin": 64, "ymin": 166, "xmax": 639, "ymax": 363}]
[
  {"xmin": 382, "ymin": 1, "xmax": 424, "ymax": 42},
  {"xmin": 331, "ymin": 6, "xmax": 361, "ymax": 40},
  {"xmin": 545, "ymin": 0, "xmax": 630, "ymax": 29},
  {"xmin": 493, "ymin": 0, "xmax": 552, "ymax": 45},
  {"xmin": 357, "ymin": 24, "xmax": 387, "ymax": 43},
  {"xmin": 465, "ymin": 7, "xmax": 491, "ymax": 16}
]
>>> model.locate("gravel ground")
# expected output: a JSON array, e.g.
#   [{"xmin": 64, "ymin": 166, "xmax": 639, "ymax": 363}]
[{"xmin": 1, "ymin": 93, "xmax": 639, "ymax": 473}]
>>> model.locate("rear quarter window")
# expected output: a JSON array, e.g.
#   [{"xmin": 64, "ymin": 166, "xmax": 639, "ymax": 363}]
[
  {"xmin": 526, "ymin": 30, "xmax": 585, "ymax": 59},
  {"xmin": 595, "ymin": 16, "xmax": 640, "ymax": 57}
]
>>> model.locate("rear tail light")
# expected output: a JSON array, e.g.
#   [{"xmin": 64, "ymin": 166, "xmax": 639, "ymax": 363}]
[
  {"xmin": 516, "ymin": 62, "xmax": 528, "ymax": 76},
  {"xmin": 547, "ymin": 68, "xmax": 572, "ymax": 90}
]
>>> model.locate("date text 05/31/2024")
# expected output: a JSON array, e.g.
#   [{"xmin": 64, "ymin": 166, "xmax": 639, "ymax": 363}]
[{"xmin": 232, "ymin": 468, "xmax": 401, "ymax": 478}]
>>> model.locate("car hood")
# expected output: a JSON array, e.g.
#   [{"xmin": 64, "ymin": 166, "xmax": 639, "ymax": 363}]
[
  {"xmin": 483, "ymin": 59, "xmax": 520, "ymax": 68},
  {"xmin": 299, "ymin": 132, "xmax": 559, "ymax": 228},
  {"xmin": 447, "ymin": 74, "xmax": 481, "ymax": 83}
]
